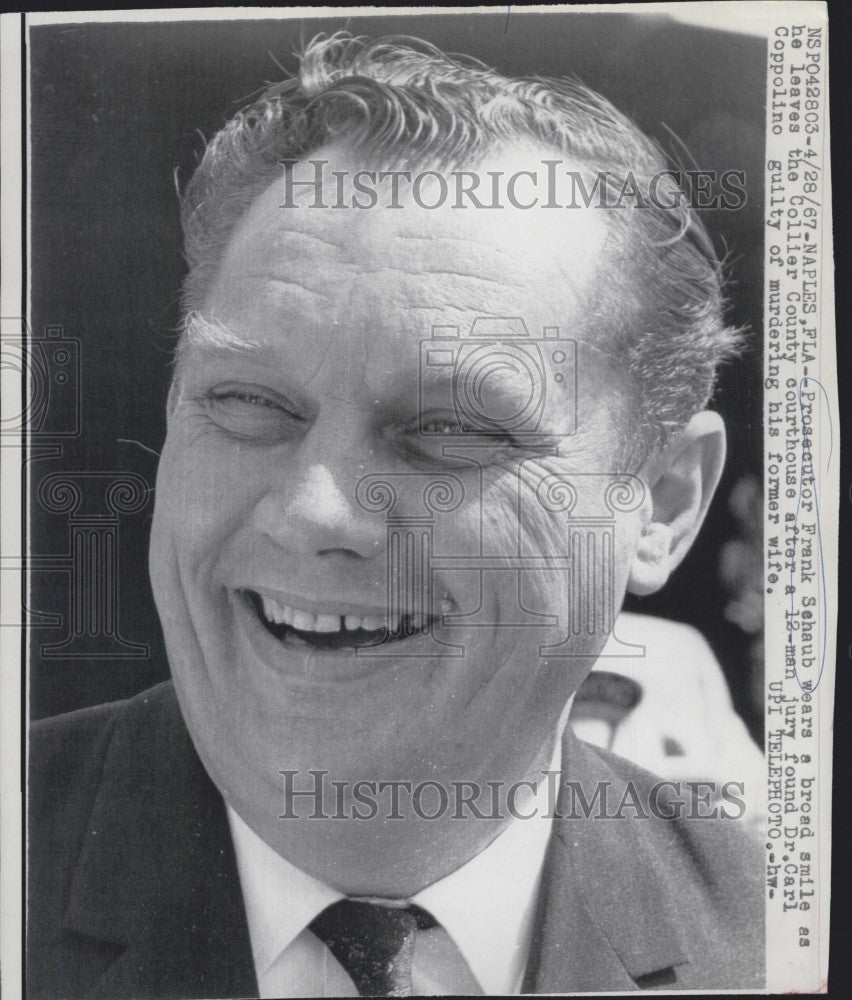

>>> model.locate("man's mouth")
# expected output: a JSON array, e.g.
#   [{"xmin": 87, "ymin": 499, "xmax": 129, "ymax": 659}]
[{"xmin": 243, "ymin": 590, "xmax": 441, "ymax": 651}]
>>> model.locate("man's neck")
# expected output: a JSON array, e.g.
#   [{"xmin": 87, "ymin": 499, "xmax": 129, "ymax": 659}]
[{"xmin": 230, "ymin": 708, "xmax": 571, "ymax": 899}]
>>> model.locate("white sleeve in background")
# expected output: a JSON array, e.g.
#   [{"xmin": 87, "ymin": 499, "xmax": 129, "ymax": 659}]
[{"xmin": 571, "ymin": 613, "xmax": 764, "ymax": 807}]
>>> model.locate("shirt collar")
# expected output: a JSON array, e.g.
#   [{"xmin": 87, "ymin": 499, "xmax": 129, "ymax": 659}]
[
  {"xmin": 227, "ymin": 732, "xmax": 563, "ymax": 994},
  {"xmin": 410, "ymin": 747, "xmax": 558, "ymax": 994},
  {"xmin": 227, "ymin": 807, "xmax": 343, "ymax": 976}
]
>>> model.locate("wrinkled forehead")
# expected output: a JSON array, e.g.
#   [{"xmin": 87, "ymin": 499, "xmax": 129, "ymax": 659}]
[{"xmin": 208, "ymin": 141, "xmax": 613, "ymax": 318}]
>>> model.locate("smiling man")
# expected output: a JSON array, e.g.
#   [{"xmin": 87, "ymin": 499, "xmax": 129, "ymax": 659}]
[{"xmin": 28, "ymin": 34, "xmax": 763, "ymax": 998}]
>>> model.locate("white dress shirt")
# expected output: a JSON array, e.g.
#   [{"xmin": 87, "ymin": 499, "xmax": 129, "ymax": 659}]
[{"xmin": 226, "ymin": 745, "xmax": 561, "ymax": 997}]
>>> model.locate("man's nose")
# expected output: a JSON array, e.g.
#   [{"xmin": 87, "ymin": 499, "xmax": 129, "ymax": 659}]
[{"xmin": 250, "ymin": 427, "xmax": 384, "ymax": 560}]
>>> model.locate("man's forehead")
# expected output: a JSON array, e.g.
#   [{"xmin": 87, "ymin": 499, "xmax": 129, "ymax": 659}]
[
  {"xmin": 186, "ymin": 141, "xmax": 622, "ymax": 406},
  {"xmin": 217, "ymin": 142, "xmax": 611, "ymax": 301}
]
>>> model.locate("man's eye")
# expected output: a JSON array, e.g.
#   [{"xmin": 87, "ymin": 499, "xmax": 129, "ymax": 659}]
[
  {"xmin": 417, "ymin": 412, "xmax": 516, "ymax": 441},
  {"xmin": 203, "ymin": 387, "xmax": 306, "ymax": 441},
  {"xmin": 419, "ymin": 415, "xmax": 465, "ymax": 436},
  {"xmin": 396, "ymin": 413, "xmax": 520, "ymax": 468}
]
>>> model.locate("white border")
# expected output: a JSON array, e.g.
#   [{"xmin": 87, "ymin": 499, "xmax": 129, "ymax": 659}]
[
  {"xmin": 2, "ymin": 5, "xmax": 836, "ymax": 995},
  {"xmin": 0, "ymin": 14, "xmax": 24, "ymax": 1000}
]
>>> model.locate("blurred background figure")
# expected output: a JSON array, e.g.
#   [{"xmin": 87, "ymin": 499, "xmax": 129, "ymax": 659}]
[
  {"xmin": 719, "ymin": 473, "xmax": 765, "ymax": 723},
  {"xmin": 570, "ymin": 611, "xmax": 764, "ymax": 830}
]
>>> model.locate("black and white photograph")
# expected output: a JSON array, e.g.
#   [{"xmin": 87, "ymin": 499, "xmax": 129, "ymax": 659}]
[{"xmin": 1, "ymin": 5, "xmax": 836, "ymax": 997}]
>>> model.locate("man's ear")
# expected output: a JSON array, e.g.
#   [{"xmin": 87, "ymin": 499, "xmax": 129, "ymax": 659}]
[{"xmin": 627, "ymin": 410, "xmax": 726, "ymax": 597}]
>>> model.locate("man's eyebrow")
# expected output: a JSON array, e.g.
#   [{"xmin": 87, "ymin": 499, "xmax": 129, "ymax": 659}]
[{"xmin": 180, "ymin": 311, "xmax": 260, "ymax": 356}]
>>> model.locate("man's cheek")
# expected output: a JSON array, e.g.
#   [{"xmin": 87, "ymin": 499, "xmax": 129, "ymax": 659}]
[
  {"xmin": 161, "ymin": 430, "xmax": 251, "ymax": 522},
  {"xmin": 158, "ymin": 455, "xmax": 213, "ymax": 540},
  {"xmin": 479, "ymin": 467, "xmax": 569, "ymax": 563}
]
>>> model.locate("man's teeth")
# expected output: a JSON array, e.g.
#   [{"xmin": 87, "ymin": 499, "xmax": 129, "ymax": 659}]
[{"xmin": 260, "ymin": 596, "xmax": 423, "ymax": 633}]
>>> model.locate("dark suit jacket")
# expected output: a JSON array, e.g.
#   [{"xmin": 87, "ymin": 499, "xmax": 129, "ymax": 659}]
[{"xmin": 27, "ymin": 681, "xmax": 764, "ymax": 997}]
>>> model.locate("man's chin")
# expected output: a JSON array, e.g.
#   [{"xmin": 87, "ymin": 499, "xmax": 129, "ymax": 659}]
[{"xmin": 229, "ymin": 767, "xmax": 523, "ymax": 899}]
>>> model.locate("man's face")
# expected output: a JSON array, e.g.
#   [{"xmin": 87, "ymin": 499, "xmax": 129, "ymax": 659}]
[{"xmin": 150, "ymin": 144, "xmax": 646, "ymax": 888}]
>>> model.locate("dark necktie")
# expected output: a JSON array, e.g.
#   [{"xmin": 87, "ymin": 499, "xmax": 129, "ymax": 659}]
[{"xmin": 309, "ymin": 899, "xmax": 435, "ymax": 997}]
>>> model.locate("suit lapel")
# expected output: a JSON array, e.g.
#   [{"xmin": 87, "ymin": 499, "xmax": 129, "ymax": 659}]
[
  {"xmin": 525, "ymin": 731, "xmax": 691, "ymax": 992},
  {"xmin": 62, "ymin": 684, "xmax": 258, "ymax": 999}
]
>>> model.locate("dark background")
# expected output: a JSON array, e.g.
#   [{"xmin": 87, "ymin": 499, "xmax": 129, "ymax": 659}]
[{"xmin": 27, "ymin": 11, "xmax": 766, "ymax": 740}]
